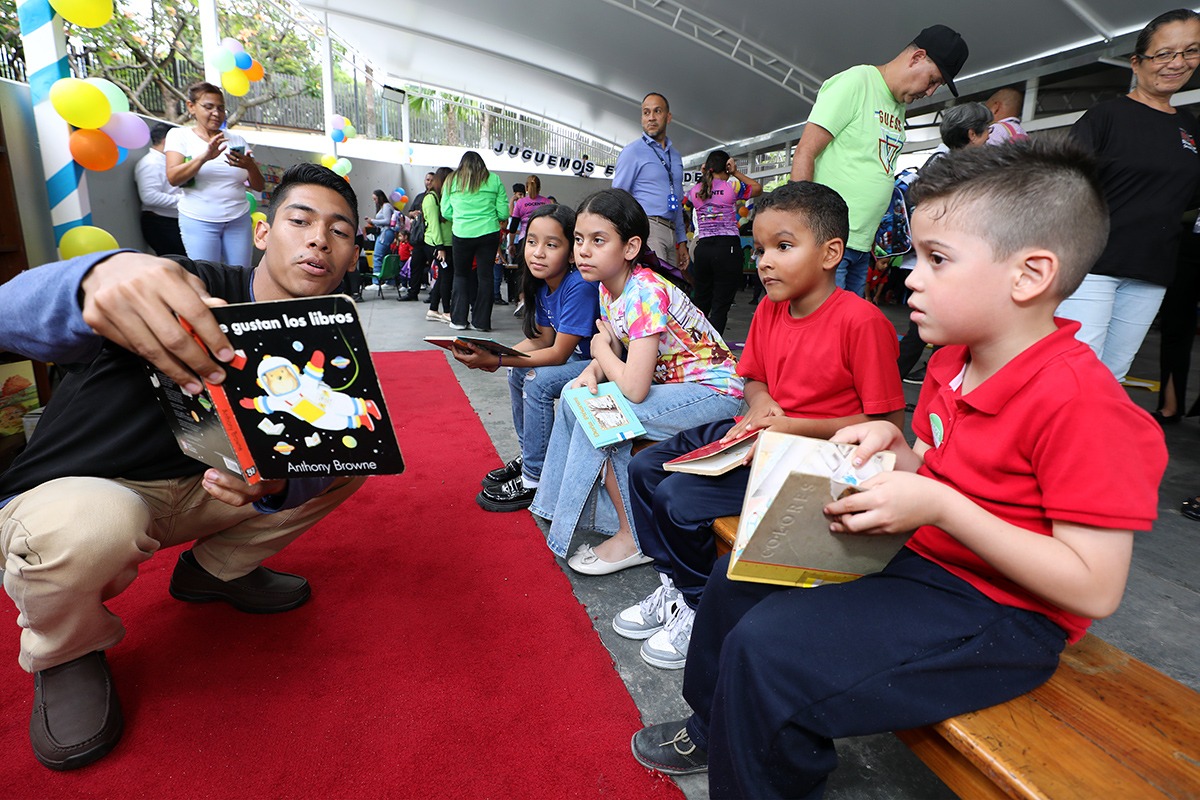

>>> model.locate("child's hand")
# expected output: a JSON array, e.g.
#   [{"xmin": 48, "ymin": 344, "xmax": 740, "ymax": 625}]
[
  {"xmin": 724, "ymin": 401, "xmax": 785, "ymax": 441},
  {"xmin": 451, "ymin": 342, "xmax": 499, "ymax": 372},
  {"xmin": 824, "ymin": 471, "xmax": 947, "ymax": 535},
  {"xmin": 591, "ymin": 320, "xmax": 620, "ymax": 356},
  {"xmin": 572, "ymin": 364, "xmax": 600, "ymax": 394},
  {"xmin": 830, "ymin": 421, "xmax": 907, "ymax": 468}
]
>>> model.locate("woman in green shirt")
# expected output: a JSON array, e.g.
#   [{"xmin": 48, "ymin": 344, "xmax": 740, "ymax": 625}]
[{"xmin": 440, "ymin": 151, "xmax": 509, "ymax": 331}]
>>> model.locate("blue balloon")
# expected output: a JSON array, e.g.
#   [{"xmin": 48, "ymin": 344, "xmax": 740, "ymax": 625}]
[
  {"xmin": 234, "ymin": 51, "xmax": 253, "ymax": 70},
  {"xmin": 331, "ymin": 129, "xmax": 345, "ymax": 143},
  {"xmin": 395, "ymin": 187, "xmax": 405, "ymax": 196},
  {"xmin": 116, "ymin": 146, "xmax": 128, "ymax": 165}
]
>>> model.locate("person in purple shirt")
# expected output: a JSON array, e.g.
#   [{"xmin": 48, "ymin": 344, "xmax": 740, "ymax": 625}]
[{"xmin": 613, "ymin": 92, "xmax": 689, "ymax": 271}]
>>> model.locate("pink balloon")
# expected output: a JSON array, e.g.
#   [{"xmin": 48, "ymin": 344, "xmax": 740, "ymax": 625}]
[
  {"xmin": 101, "ymin": 112, "xmax": 150, "ymax": 150},
  {"xmin": 222, "ymin": 37, "xmax": 245, "ymax": 54}
]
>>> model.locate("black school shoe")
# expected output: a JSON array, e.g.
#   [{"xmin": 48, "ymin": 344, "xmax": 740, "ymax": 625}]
[
  {"xmin": 476, "ymin": 477, "xmax": 536, "ymax": 512},
  {"xmin": 631, "ymin": 720, "xmax": 709, "ymax": 776},
  {"xmin": 168, "ymin": 548, "xmax": 311, "ymax": 613},
  {"xmin": 482, "ymin": 456, "xmax": 522, "ymax": 490},
  {"xmin": 31, "ymin": 651, "xmax": 123, "ymax": 771}
]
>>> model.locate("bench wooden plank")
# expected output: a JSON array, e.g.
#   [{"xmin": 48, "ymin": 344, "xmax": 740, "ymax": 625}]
[{"xmin": 708, "ymin": 515, "xmax": 1200, "ymax": 799}]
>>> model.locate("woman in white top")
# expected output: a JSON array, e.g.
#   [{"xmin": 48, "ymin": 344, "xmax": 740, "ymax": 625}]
[{"xmin": 165, "ymin": 81, "xmax": 265, "ymax": 267}]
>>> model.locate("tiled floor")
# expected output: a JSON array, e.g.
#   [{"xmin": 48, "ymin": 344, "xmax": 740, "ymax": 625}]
[{"xmin": 357, "ymin": 281, "xmax": 1199, "ymax": 800}]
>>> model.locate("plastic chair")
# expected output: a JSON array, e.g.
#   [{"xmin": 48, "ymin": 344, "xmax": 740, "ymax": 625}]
[{"xmin": 375, "ymin": 254, "xmax": 402, "ymax": 299}]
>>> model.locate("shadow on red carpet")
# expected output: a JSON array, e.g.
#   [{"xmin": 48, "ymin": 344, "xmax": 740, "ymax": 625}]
[{"xmin": 0, "ymin": 350, "xmax": 681, "ymax": 799}]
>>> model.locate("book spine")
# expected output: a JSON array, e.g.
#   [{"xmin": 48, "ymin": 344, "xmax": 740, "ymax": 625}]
[{"xmin": 206, "ymin": 381, "xmax": 262, "ymax": 484}]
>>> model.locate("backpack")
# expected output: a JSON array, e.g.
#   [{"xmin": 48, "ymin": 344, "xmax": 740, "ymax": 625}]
[
  {"xmin": 873, "ymin": 167, "xmax": 920, "ymax": 257},
  {"xmin": 409, "ymin": 210, "xmax": 426, "ymax": 247}
]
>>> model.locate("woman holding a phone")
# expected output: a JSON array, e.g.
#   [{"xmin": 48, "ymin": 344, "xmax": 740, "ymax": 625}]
[{"xmin": 165, "ymin": 81, "xmax": 265, "ymax": 267}]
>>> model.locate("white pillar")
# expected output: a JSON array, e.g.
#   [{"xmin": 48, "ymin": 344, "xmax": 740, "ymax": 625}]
[
  {"xmin": 321, "ymin": 13, "xmax": 336, "ymax": 157},
  {"xmin": 197, "ymin": 0, "xmax": 221, "ymax": 87}
]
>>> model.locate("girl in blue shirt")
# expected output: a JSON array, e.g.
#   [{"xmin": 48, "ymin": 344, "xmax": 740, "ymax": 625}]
[{"xmin": 454, "ymin": 205, "xmax": 600, "ymax": 512}]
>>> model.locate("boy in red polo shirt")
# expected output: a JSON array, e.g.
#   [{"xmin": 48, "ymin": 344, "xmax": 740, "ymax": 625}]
[
  {"xmin": 631, "ymin": 142, "xmax": 1168, "ymax": 797},
  {"xmin": 618, "ymin": 181, "xmax": 905, "ymax": 670}
]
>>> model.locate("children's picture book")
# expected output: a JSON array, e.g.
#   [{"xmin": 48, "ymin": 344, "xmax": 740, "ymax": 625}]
[
  {"xmin": 727, "ymin": 430, "xmax": 906, "ymax": 588},
  {"xmin": 423, "ymin": 336, "xmax": 530, "ymax": 359},
  {"xmin": 146, "ymin": 295, "xmax": 404, "ymax": 484},
  {"xmin": 561, "ymin": 382, "xmax": 646, "ymax": 448},
  {"xmin": 663, "ymin": 427, "xmax": 760, "ymax": 477}
]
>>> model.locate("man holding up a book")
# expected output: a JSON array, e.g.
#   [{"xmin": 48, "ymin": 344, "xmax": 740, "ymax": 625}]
[{"xmin": 0, "ymin": 164, "xmax": 365, "ymax": 771}]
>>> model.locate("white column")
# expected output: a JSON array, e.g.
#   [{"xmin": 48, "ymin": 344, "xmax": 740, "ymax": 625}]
[
  {"xmin": 197, "ymin": 0, "xmax": 221, "ymax": 87},
  {"xmin": 321, "ymin": 13, "xmax": 336, "ymax": 156}
]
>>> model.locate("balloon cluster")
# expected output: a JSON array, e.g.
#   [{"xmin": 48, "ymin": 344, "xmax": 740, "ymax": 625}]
[
  {"xmin": 48, "ymin": 0, "xmax": 112, "ymax": 28},
  {"xmin": 319, "ymin": 153, "xmax": 353, "ymax": 177},
  {"xmin": 209, "ymin": 38, "xmax": 264, "ymax": 98},
  {"xmin": 389, "ymin": 187, "xmax": 409, "ymax": 205},
  {"xmin": 329, "ymin": 115, "xmax": 357, "ymax": 143},
  {"xmin": 50, "ymin": 77, "xmax": 150, "ymax": 171}
]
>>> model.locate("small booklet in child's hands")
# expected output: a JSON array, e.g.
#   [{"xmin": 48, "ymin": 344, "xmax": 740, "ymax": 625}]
[
  {"xmin": 561, "ymin": 382, "xmax": 646, "ymax": 448},
  {"xmin": 145, "ymin": 295, "xmax": 404, "ymax": 484},
  {"xmin": 424, "ymin": 336, "xmax": 529, "ymax": 359},
  {"xmin": 663, "ymin": 427, "xmax": 760, "ymax": 476}
]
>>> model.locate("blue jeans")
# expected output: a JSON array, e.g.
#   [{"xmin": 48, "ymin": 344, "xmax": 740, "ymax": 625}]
[
  {"xmin": 373, "ymin": 228, "xmax": 396, "ymax": 283},
  {"xmin": 507, "ymin": 358, "xmax": 589, "ymax": 483},
  {"xmin": 529, "ymin": 382, "xmax": 744, "ymax": 557},
  {"xmin": 178, "ymin": 213, "xmax": 253, "ymax": 268},
  {"xmin": 1055, "ymin": 274, "xmax": 1167, "ymax": 382},
  {"xmin": 683, "ymin": 550, "xmax": 1065, "ymax": 798},
  {"xmin": 834, "ymin": 247, "xmax": 871, "ymax": 297}
]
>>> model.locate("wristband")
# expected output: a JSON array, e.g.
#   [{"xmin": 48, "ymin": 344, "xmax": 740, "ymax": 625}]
[{"xmin": 498, "ymin": 354, "xmax": 503, "ymax": 367}]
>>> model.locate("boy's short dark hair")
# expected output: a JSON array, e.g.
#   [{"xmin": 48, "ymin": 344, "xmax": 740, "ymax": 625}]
[
  {"xmin": 755, "ymin": 181, "xmax": 849, "ymax": 246},
  {"xmin": 908, "ymin": 140, "xmax": 1108, "ymax": 298},
  {"xmin": 269, "ymin": 163, "xmax": 359, "ymax": 224}
]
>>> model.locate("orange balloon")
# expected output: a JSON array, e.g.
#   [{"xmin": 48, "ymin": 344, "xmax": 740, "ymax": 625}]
[
  {"xmin": 245, "ymin": 59, "xmax": 264, "ymax": 82},
  {"xmin": 69, "ymin": 128, "xmax": 118, "ymax": 171}
]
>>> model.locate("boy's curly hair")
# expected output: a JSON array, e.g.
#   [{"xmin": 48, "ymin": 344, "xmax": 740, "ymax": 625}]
[{"xmin": 754, "ymin": 181, "xmax": 849, "ymax": 246}]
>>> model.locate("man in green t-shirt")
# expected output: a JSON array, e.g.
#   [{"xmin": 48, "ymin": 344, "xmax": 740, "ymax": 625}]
[{"xmin": 790, "ymin": 24, "xmax": 968, "ymax": 297}]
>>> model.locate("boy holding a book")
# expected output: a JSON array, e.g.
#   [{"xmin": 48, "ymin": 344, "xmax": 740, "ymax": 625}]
[
  {"xmin": 617, "ymin": 181, "xmax": 905, "ymax": 669},
  {"xmin": 0, "ymin": 164, "xmax": 366, "ymax": 771},
  {"xmin": 631, "ymin": 142, "xmax": 1168, "ymax": 797}
]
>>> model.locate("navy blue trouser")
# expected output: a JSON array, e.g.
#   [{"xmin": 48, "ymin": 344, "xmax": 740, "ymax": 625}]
[
  {"xmin": 629, "ymin": 420, "xmax": 747, "ymax": 609},
  {"xmin": 682, "ymin": 549, "xmax": 1067, "ymax": 799}
]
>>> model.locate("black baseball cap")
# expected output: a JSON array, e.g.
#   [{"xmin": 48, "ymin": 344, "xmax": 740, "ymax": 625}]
[{"xmin": 914, "ymin": 25, "xmax": 969, "ymax": 97}]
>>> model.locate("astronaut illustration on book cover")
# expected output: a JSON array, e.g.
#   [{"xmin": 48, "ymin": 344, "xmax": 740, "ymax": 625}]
[{"xmin": 239, "ymin": 350, "xmax": 381, "ymax": 432}]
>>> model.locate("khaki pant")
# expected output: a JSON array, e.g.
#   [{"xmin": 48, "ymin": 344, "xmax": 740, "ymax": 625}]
[
  {"xmin": 0, "ymin": 474, "xmax": 363, "ymax": 672},
  {"xmin": 647, "ymin": 216, "xmax": 678, "ymax": 267}
]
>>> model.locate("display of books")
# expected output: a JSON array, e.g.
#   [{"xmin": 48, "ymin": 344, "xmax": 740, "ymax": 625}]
[
  {"xmin": 561, "ymin": 382, "xmax": 646, "ymax": 448},
  {"xmin": 423, "ymin": 336, "xmax": 530, "ymax": 359},
  {"xmin": 146, "ymin": 295, "xmax": 404, "ymax": 484},
  {"xmin": 663, "ymin": 428, "xmax": 759, "ymax": 476},
  {"xmin": 727, "ymin": 430, "xmax": 906, "ymax": 587}
]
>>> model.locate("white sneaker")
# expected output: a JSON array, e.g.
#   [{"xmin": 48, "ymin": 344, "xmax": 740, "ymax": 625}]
[
  {"xmin": 612, "ymin": 574, "xmax": 681, "ymax": 640},
  {"xmin": 513, "ymin": 300, "xmax": 525, "ymax": 317},
  {"xmin": 448, "ymin": 322, "xmax": 468, "ymax": 331},
  {"xmin": 640, "ymin": 603, "xmax": 695, "ymax": 669}
]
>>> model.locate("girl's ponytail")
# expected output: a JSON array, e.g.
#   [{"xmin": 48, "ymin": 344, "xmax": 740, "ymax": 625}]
[{"xmin": 697, "ymin": 149, "xmax": 730, "ymax": 202}]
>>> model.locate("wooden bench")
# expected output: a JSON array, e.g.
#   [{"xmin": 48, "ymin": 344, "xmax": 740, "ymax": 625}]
[{"xmin": 710, "ymin": 516, "xmax": 1200, "ymax": 799}]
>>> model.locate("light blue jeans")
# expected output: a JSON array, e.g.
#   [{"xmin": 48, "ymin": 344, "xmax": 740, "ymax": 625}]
[
  {"xmin": 507, "ymin": 358, "xmax": 589, "ymax": 483},
  {"xmin": 834, "ymin": 247, "xmax": 872, "ymax": 298},
  {"xmin": 1056, "ymin": 274, "xmax": 1167, "ymax": 382},
  {"xmin": 178, "ymin": 213, "xmax": 254, "ymax": 268},
  {"xmin": 530, "ymin": 382, "xmax": 744, "ymax": 558}
]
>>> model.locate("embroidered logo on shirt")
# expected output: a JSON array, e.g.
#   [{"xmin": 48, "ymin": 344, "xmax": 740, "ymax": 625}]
[
  {"xmin": 1181, "ymin": 128, "xmax": 1198, "ymax": 154},
  {"xmin": 929, "ymin": 413, "xmax": 944, "ymax": 448}
]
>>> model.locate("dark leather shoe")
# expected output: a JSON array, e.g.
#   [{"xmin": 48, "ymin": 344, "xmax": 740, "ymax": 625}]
[
  {"xmin": 476, "ymin": 477, "xmax": 536, "ymax": 512},
  {"xmin": 482, "ymin": 455, "xmax": 523, "ymax": 489},
  {"xmin": 31, "ymin": 651, "xmax": 123, "ymax": 771},
  {"xmin": 169, "ymin": 549, "xmax": 310, "ymax": 613},
  {"xmin": 631, "ymin": 720, "xmax": 708, "ymax": 775}
]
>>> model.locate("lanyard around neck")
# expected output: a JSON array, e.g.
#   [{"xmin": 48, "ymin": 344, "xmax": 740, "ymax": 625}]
[{"xmin": 643, "ymin": 135, "xmax": 674, "ymax": 184}]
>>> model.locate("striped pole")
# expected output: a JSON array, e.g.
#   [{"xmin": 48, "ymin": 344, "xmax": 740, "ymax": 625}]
[{"xmin": 15, "ymin": 0, "xmax": 91, "ymax": 254}]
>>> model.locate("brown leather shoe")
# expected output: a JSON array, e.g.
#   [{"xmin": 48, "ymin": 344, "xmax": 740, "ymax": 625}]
[
  {"xmin": 168, "ymin": 548, "xmax": 311, "ymax": 613},
  {"xmin": 31, "ymin": 651, "xmax": 123, "ymax": 771}
]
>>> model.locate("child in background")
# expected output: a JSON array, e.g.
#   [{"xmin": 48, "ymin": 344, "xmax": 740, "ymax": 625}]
[
  {"xmin": 530, "ymin": 189, "xmax": 745, "ymax": 576},
  {"xmin": 631, "ymin": 142, "xmax": 1168, "ymax": 798},
  {"xmin": 454, "ymin": 205, "xmax": 601, "ymax": 511},
  {"xmin": 619, "ymin": 181, "xmax": 905, "ymax": 670}
]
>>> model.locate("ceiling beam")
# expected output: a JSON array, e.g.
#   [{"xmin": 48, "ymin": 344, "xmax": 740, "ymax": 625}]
[{"xmin": 1054, "ymin": 0, "xmax": 1115, "ymax": 42}]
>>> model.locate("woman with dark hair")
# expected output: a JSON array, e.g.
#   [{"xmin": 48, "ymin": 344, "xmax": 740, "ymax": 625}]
[
  {"xmin": 366, "ymin": 189, "xmax": 396, "ymax": 284},
  {"xmin": 440, "ymin": 151, "xmax": 509, "ymax": 331},
  {"xmin": 423, "ymin": 167, "xmax": 454, "ymax": 322},
  {"xmin": 165, "ymin": 81, "xmax": 265, "ymax": 267},
  {"xmin": 685, "ymin": 150, "xmax": 761, "ymax": 333},
  {"xmin": 1057, "ymin": 8, "xmax": 1200, "ymax": 384}
]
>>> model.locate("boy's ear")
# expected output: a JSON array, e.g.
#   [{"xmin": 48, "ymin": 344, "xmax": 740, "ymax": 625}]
[
  {"xmin": 1012, "ymin": 248, "xmax": 1060, "ymax": 303},
  {"xmin": 821, "ymin": 238, "xmax": 846, "ymax": 271}
]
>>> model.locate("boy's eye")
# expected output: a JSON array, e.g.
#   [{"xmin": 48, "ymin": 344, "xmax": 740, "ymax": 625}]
[{"xmin": 778, "ymin": 242, "xmax": 791, "ymax": 251}]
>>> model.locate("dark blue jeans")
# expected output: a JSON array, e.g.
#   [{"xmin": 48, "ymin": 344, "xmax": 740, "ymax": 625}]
[
  {"xmin": 682, "ymin": 549, "xmax": 1066, "ymax": 799},
  {"xmin": 834, "ymin": 247, "xmax": 871, "ymax": 297}
]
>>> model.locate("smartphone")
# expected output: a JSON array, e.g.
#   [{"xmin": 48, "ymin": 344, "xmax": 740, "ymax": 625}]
[{"xmin": 228, "ymin": 145, "xmax": 245, "ymax": 155}]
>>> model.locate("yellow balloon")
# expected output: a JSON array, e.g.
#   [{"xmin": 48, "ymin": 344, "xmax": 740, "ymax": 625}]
[
  {"xmin": 320, "ymin": 154, "xmax": 337, "ymax": 168},
  {"xmin": 221, "ymin": 69, "xmax": 250, "ymax": 98},
  {"xmin": 49, "ymin": 78, "xmax": 111, "ymax": 130},
  {"xmin": 48, "ymin": 0, "xmax": 113, "ymax": 28},
  {"xmin": 59, "ymin": 225, "xmax": 118, "ymax": 259},
  {"xmin": 251, "ymin": 211, "xmax": 267, "ymax": 226}
]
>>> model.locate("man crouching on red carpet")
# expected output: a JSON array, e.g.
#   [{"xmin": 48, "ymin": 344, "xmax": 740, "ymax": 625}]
[{"xmin": 0, "ymin": 163, "xmax": 366, "ymax": 771}]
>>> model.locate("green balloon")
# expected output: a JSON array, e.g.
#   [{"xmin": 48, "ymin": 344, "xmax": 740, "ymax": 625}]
[
  {"xmin": 210, "ymin": 47, "xmax": 236, "ymax": 74},
  {"xmin": 343, "ymin": 124, "xmax": 356, "ymax": 139},
  {"xmin": 85, "ymin": 77, "xmax": 128, "ymax": 114},
  {"xmin": 246, "ymin": 191, "xmax": 258, "ymax": 214}
]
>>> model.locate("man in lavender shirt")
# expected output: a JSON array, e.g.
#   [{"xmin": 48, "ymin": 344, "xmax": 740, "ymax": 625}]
[{"xmin": 986, "ymin": 87, "xmax": 1029, "ymax": 144}]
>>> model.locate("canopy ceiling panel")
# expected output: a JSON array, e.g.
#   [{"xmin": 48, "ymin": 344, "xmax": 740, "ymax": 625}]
[{"xmin": 300, "ymin": 0, "xmax": 1189, "ymax": 158}]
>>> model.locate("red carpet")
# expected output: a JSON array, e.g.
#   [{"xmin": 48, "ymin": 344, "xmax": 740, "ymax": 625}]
[{"xmin": 0, "ymin": 351, "xmax": 681, "ymax": 799}]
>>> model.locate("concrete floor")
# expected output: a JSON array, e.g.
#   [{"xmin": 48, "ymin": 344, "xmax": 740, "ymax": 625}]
[{"xmin": 357, "ymin": 279, "xmax": 1200, "ymax": 800}]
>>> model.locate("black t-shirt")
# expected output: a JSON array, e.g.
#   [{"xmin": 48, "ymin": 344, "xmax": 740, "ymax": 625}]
[
  {"xmin": 0, "ymin": 259, "xmax": 254, "ymax": 500},
  {"xmin": 1071, "ymin": 96, "xmax": 1200, "ymax": 286}
]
